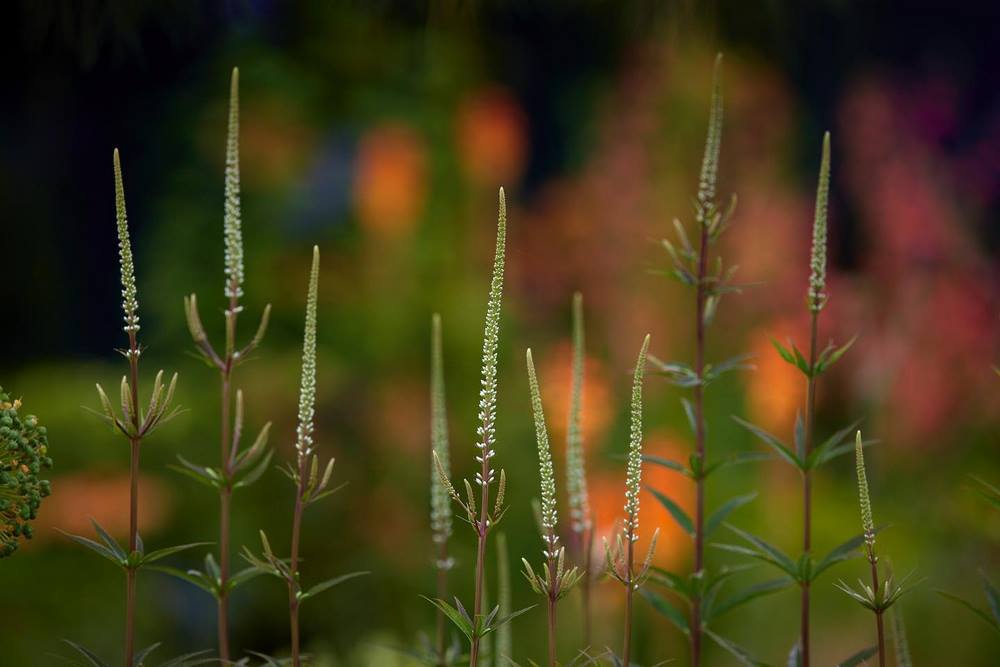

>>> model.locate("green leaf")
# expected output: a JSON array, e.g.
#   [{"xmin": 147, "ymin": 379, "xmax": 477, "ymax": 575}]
[
  {"xmin": 642, "ymin": 454, "xmax": 692, "ymax": 478},
  {"xmin": 732, "ymin": 416, "xmax": 803, "ymax": 469},
  {"xmin": 485, "ymin": 604, "xmax": 536, "ymax": 636},
  {"xmin": 422, "ymin": 597, "xmax": 473, "ymax": 641},
  {"xmin": 298, "ymin": 571, "xmax": 369, "ymax": 601},
  {"xmin": 704, "ymin": 629, "xmax": 769, "ymax": 666},
  {"xmin": 770, "ymin": 338, "xmax": 796, "ymax": 365},
  {"xmin": 702, "ymin": 451, "xmax": 771, "ymax": 478},
  {"xmin": 706, "ymin": 577, "xmax": 792, "ymax": 621},
  {"xmin": 90, "ymin": 518, "xmax": 127, "ymax": 561},
  {"xmin": 680, "ymin": 398, "xmax": 697, "ymax": 436},
  {"xmin": 234, "ymin": 449, "xmax": 274, "ymax": 489},
  {"xmin": 158, "ymin": 650, "xmax": 215, "ymax": 667},
  {"xmin": 970, "ymin": 476, "xmax": 1000, "ymax": 511},
  {"xmin": 812, "ymin": 532, "xmax": 868, "ymax": 580},
  {"xmin": 132, "ymin": 643, "xmax": 160, "ymax": 666},
  {"xmin": 228, "ymin": 565, "xmax": 266, "ymax": 591},
  {"xmin": 141, "ymin": 542, "xmax": 212, "ymax": 565},
  {"xmin": 61, "ymin": 640, "xmax": 111, "ymax": 667},
  {"xmin": 648, "ymin": 566, "xmax": 694, "ymax": 599},
  {"xmin": 815, "ymin": 335, "xmax": 857, "ymax": 375},
  {"xmin": 704, "ymin": 354, "xmax": 754, "ymax": 383},
  {"xmin": 806, "ymin": 419, "xmax": 862, "ymax": 469},
  {"xmin": 59, "ymin": 531, "xmax": 124, "ymax": 567},
  {"xmin": 717, "ymin": 525, "xmax": 798, "ymax": 579},
  {"xmin": 836, "ymin": 646, "xmax": 877, "ymax": 667},
  {"xmin": 793, "ymin": 412, "xmax": 805, "ymax": 461},
  {"xmin": 705, "ymin": 493, "xmax": 756, "ymax": 538},
  {"xmin": 147, "ymin": 565, "xmax": 218, "ymax": 597},
  {"xmin": 640, "ymin": 589, "xmax": 690, "ymax": 635},
  {"xmin": 983, "ymin": 573, "xmax": 1000, "ymax": 625},
  {"xmin": 648, "ymin": 487, "xmax": 694, "ymax": 537},
  {"xmin": 786, "ymin": 643, "xmax": 802, "ymax": 667},
  {"xmin": 936, "ymin": 591, "xmax": 1000, "ymax": 632}
]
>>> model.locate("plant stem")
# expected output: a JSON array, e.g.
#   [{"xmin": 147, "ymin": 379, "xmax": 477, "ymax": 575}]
[
  {"xmin": 581, "ymin": 526, "xmax": 593, "ymax": 648},
  {"xmin": 217, "ymin": 296, "xmax": 239, "ymax": 662},
  {"xmin": 469, "ymin": 527, "xmax": 487, "ymax": 666},
  {"xmin": 623, "ymin": 528, "xmax": 635, "ymax": 667},
  {"xmin": 435, "ymin": 540, "xmax": 449, "ymax": 666},
  {"xmin": 125, "ymin": 329, "xmax": 141, "ymax": 667},
  {"xmin": 690, "ymin": 220, "xmax": 710, "ymax": 667},
  {"xmin": 869, "ymin": 556, "xmax": 885, "ymax": 667},
  {"xmin": 288, "ymin": 456, "xmax": 307, "ymax": 667},
  {"xmin": 801, "ymin": 310, "xmax": 819, "ymax": 666},
  {"xmin": 547, "ymin": 594, "xmax": 557, "ymax": 667}
]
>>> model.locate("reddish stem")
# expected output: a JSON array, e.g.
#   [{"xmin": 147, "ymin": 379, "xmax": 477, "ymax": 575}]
[
  {"xmin": 690, "ymin": 221, "xmax": 709, "ymax": 667},
  {"xmin": 801, "ymin": 310, "xmax": 819, "ymax": 666}
]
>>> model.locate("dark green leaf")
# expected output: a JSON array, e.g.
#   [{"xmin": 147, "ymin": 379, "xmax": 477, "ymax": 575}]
[
  {"xmin": 648, "ymin": 487, "xmax": 694, "ymax": 537},
  {"xmin": 732, "ymin": 417, "xmax": 803, "ymax": 469},
  {"xmin": 642, "ymin": 454, "xmax": 692, "ymax": 477},
  {"xmin": 141, "ymin": 542, "xmax": 212, "ymax": 565},
  {"xmin": 936, "ymin": 591, "xmax": 1000, "ymax": 632},
  {"xmin": 147, "ymin": 565, "xmax": 218, "ymax": 597},
  {"xmin": 640, "ymin": 589, "xmax": 690, "ymax": 635},
  {"xmin": 793, "ymin": 412, "xmax": 805, "ymax": 460},
  {"xmin": 132, "ymin": 643, "xmax": 160, "ymax": 667},
  {"xmin": 815, "ymin": 335, "xmax": 857, "ymax": 375},
  {"xmin": 705, "ymin": 493, "xmax": 756, "ymax": 538},
  {"xmin": 837, "ymin": 646, "xmax": 877, "ymax": 667},
  {"xmin": 648, "ymin": 566, "xmax": 693, "ymax": 599},
  {"xmin": 704, "ymin": 629, "xmax": 769, "ymax": 666},
  {"xmin": 718, "ymin": 525, "xmax": 798, "ymax": 579},
  {"xmin": 806, "ymin": 419, "xmax": 862, "ymax": 469},
  {"xmin": 983, "ymin": 574, "xmax": 1000, "ymax": 625},
  {"xmin": 813, "ymin": 532, "xmax": 868, "ymax": 580},
  {"xmin": 422, "ymin": 597, "xmax": 473, "ymax": 641},
  {"xmin": 707, "ymin": 577, "xmax": 792, "ymax": 621},
  {"xmin": 299, "ymin": 571, "xmax": 369, "ymax": 601},
  {"xmin": 487, "ymin": 604, "xmax": 537, "ymax": 636},
  {"xmin": 60, "ymin": 531, "xmax": 124, "ymax": 567},
  {"xmin": 61, "ymin": 641, "xmax": 110, "ymax": 667},
  {"xmin": 90, "ymin": 518, "xmax": 127, "ymax": 561},
  {"xmin": 680, "ymin": 398, "xmax": 697, "ymax": 436}
]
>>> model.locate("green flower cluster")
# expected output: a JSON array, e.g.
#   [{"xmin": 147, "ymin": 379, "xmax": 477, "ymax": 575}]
[{"xmin": 1, "ymin": 387, "xmax": 52, "ymax": 558}]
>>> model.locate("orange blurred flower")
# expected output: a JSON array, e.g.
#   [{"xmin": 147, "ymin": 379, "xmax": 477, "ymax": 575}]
[
  {"xmin": 33, "ymin": 471, "xmax": 173, "ymax": 546},
  {"xmin": 745, "ymin": 320, "xmax": 807, "ymax": 436},
  {"xmin": 354, "ymin": 123, "xmax": 427, "ymax": 237},
  {"xmin": 456, "ymin": 86, "xmax": 528, "ymax": 186}
]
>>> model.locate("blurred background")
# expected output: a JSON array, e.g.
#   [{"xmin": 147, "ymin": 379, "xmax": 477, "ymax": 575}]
[{"xmin": 2, "ymin": 1, "xmax": 998, "ymax": 664}]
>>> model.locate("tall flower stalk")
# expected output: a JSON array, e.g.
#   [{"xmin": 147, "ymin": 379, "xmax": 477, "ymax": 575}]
[
  {"xmin": 173, "ymin": 68, "xmax": 273, "ymax": 662},
  {"xmin": 835, "ymin": 431, "xmax": 918, "ymax": 667},
  {"xmin": 75, "ymin": 149, "xmax": 183, "ymax": 667},
  {"xmin": 430, "ymin": 313, "xmax": 455, "ymax": 665},
  {"xmin": 565, "ymin": 292, "xmax": 594, "ymax": 646},
  {"xmin": 522, "ymin": 349, "xmax": 583, "ymax": 667},
  {"xmin": 606, "ymin": 335, "xmax": 658, "ymax": 667},
  {"xmin": 431, "ymin": 189, "xmax": 530, "ymax": 667},
  {"xmin": 797, "ymin": 131, "xmax": 831, "ymax": 667},
  {"xmin": 243, "ymin": 246, "xmax": 366, "ymax": 666}
]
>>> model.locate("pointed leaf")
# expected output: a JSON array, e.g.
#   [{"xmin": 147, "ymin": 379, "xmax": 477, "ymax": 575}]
[
  {"xmin": 732, "ymin": 416, "xmax": 803, "ymax": 469},
  {"xmin": 836, "ymin": 646, "xmax": 877, "ymax": 667},
  {"xmin": 141, "ymin": 542, "xmax": 212, "ymax": 565},
  {"xmin": 648, "ymin": 487, "xmax": 694, "ymax": 537},
  {"xmin": 299, "ymin": 571, "xmax": 369, "ymax": 601},
  {"xmin": 706, "ymin": 577, "xmax": 792, "ymax": 621},
  {"xmin": 61, "ymin": 641, "xmax": 111, "ymax": 667},
  {"xmin": 704, "ymin": 629, "xmax": 769, "ymax": 667},
  {"xmin": 640, "ymin": 589, "xmax": 690, "ymax": 635},
  {"xmin": 705, "ymin": 493, "xmax": 756, "ymax": 538},
  {"xmin": 936, "ymin": 591, "xmax": 1000, "ymax": 632}
]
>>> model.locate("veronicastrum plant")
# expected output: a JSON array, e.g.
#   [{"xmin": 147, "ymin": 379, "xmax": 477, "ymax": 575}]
[
  {"xmin": 834, "ymin": 431, "xmax": 920, "ymax": 667},
  {"xmin": 163, "ymin": 68, "xmax": 274, "ymax": 663},
  {"xmin": 641, "ymin": 55, "xmax": 771, "ymax": 666},
  {"xmin": 430, "ymin": 188, "xmax": 532, "ymax": 667},
  {"xmin": 242, "ymin": 246, "xmax": 367, "ymax": 667},
  {"xmin": 0, "ymin": 387, "xmax": 52, "ymax": 558},
  {"xmin": 522, "ymin": 348, "xmax": 584, "ymax": 667},
  {"xmin": 65, "ymin": 149, "xmax": 209, "ymax": 667},
  {"xmin": 721, "ymin": 132, "xmax": 870, "ymax": 667},
  {"xmin": 605, "ymin": 334, "xmax": 659, "ymax": 667}
]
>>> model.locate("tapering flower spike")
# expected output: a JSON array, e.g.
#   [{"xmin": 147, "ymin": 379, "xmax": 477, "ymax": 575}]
[
  {"xmin": 224, "ymin": 67, "xmax": 245, "ymax": 301},
  {"xmin": 697, "ymin": 54, "xmax": 724, "ymax": 208},
  {"xmin": 430, "ymin": 314, "xmax": 453, "ymax": 546},
  {"xmin": 624, "ymin": 334, "xmax": 651, "ymax": 541},
  {"xmin": 855, "ymin": 430, "xmax": 875, "ymax": 556},
  {"xmin": 808, "ymin": 131, "xmax": 831, "ymax": 312},
  {"xmin": 295, "ymin": 246, "xmax": 319, "ymax": 459},
  {"xmin": 526, "ymin": 348, "xmax": 558, "ymax": 556},
  {"xmin": 475, "ymin": 187, "xmax": 507, "ymax": 490},
  {"xmin": 566, "ymin": 292, "xmax": 591, "ymax": 534},
  {"xmin": 113, "ymin": 149, "xmax": 140, "ymax": 336}
]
